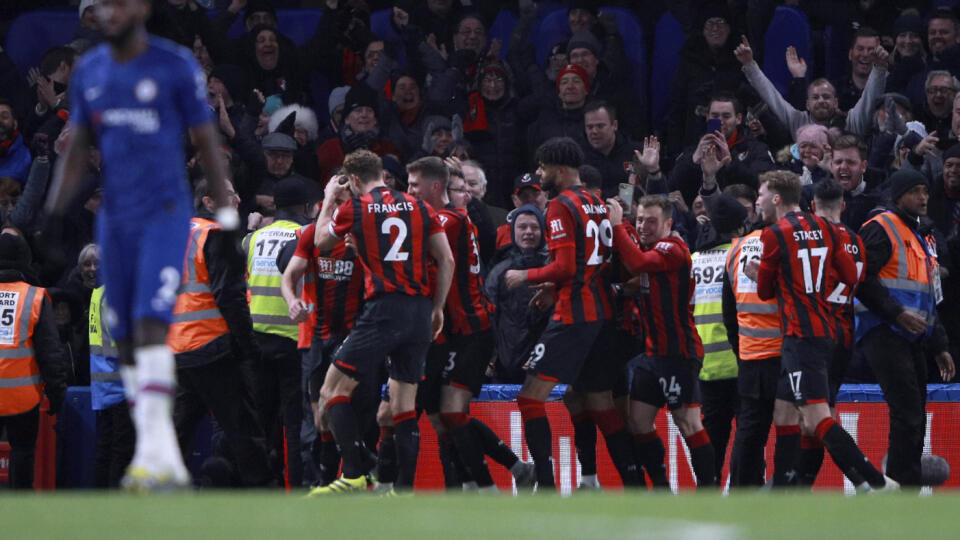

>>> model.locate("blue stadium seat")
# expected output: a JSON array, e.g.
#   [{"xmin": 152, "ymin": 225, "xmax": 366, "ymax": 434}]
[
  {"xmin": 309, "ymin": 72, "xmax": 332, "ymax": 127},
  {"xmin": 651, "ymin": 11, "xmax": 685, "ymax": 127},
  {"xmin": 225, "ymin": 9, "xmax": 324, "ymax": 46},
  {"xmin": 599, "ymin": 7, "xmax": 646, "ymax": 107},
  {"xmin": 369, "ymin": 8, "xmax": 407, "ymax": 66},
  {"xmin": 534, "ymin": 8, "xmax": 570, "ymax": 67},
  {"xmin": 488, "ymin": 10, "xmax": 517, "ymax": 61},
  {"xmin": 763, "ymin": 6, "xmax": 813, "ymax": 97},
  {"xmin": 4, "ymin": 11, "xmax": 79, "ymax": 77},
  {"xmin": 823, "ymin": 25, "xmax": 854, "ymax": 85}
]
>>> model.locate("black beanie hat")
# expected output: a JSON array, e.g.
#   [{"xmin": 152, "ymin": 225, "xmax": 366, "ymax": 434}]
[
  {"xmin": 0, "ymin": 233, "xmax": 32, "ymax": 273},
  {"xmin": 342, "ymin": 84, "xmax": 380, "ymax": 121},
  {"xmin": 888, "ymin": 168, "xmax": 929, "ymax": 204},
  {"xmin": 944, "ymin": 143, "xmax": 960, "ymax": 162},
  {"xmin": 708, "ymin": 194, "xmax": 749, "ymax": 234},
  {"xmin": 209, "ymin": 64, "xmax": 249, "ymax": 103}
]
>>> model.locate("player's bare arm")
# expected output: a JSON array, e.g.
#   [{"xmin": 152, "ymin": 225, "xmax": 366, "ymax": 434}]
[
  {"xmin": 45, "ymin": 123, "xmax": 91, "ymax": 217},
  {"xmin": 428, "ymin": 230, "xmax": 455, "ymax": 339},
  {"xmin": 315, "ymin": 178, "xmax": 349, "ymax": 250},
  {"xmin": 281, "ymin": 255, "xmax": 309, "ymax": 322}
]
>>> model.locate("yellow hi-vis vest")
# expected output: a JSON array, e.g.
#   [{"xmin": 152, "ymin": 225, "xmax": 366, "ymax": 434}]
[
  {"xmin": 243, "ymin": 220, "xmax": 301, "ymax": 340},
  {"xmin": 89, "ymin": 286, "xmax": 123, "ymax": 411},
  {"xmin": 691, "ymin": 243, "xmax": 737, "ymax": 381}
]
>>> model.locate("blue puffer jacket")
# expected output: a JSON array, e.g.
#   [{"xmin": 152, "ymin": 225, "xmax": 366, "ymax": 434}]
[{"xmin": 0, "ymin": 133, "xmax": 32, "ymax": 183}]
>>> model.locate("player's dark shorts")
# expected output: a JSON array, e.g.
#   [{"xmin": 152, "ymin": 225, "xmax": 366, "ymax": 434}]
[
  {"xmin": 738, "ymin": 356, "xmax": 794, "ymax": 402},
  {"xmin": 524, "ymin": 319, "xmax": 603, "ymax": 387},
  {"xmin": 446, "ymin": 330, "xmax": 494, "ymax": 396},
  {"xmin": 333, "ymin": 293, "xmax": 432, "ymax": 384},
  {"xmin": 305, "ymin": 336, "xmax": 345, "ymax": 403},
  {"xmin": 608, "ymin": 329, "xmax": 637, "ymax": 398},
  {"xmin": 780, "ymin": 336, "xmax": 833, "ymax": 405},
  {"xmin": 416, "ymin": 340, "xmax": 450, "ymax": 414},
  {"xmin": 630, "ymin": 355, "xmax": 702, "ymax": 410},
  {"xmin": 828, "ymin": 345, "xmax": 852, "ymax": 407},
  {"xmin": 572, "ymin": 324, "xmax": 631, "ymax": 393}
]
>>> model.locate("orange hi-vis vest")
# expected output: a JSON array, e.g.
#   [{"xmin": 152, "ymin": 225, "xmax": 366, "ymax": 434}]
[
  {"xmin": 167, "ymin": 217, "xmax": 229, "ymax": 354},
  {"xmin": 726, "ymin": 230, "xmax": 783, "ymax": 360},
  {"xmin": 0, "ymin": 282, "xmax": 45, "ymax": 416}
]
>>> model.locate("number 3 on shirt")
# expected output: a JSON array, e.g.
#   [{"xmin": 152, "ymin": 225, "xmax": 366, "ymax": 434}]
[
  {"xmin": 382, "ymin": 217, "xmax": 409, "ymax": 262},
  {"xmin": 585, "ymin": 219, "xmax": 614, "ymax": 266},
  {"xmin": 796, "ymin": 246, "xmax": 828, "ymax": 293}
]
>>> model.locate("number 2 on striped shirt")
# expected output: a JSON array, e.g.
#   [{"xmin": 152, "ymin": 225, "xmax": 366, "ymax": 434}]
[{"xmin": 796, "ymin": 247, "xmax": 828, "ymax": 293}]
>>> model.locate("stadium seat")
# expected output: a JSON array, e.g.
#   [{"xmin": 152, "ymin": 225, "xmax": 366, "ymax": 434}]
[
  {"xmin": 308, "ymin": 72, "xmax": 332, "ymax": 127},
  {"xmin": 488, "ymin": 10, "xmax": 517, "ymax": 61},
  {"xmin": 598, "ymin": 7, "xmax": 647, "ymax": 108},
  {"xmin": 369, "ymin": 8, "xmax": 407, "ymax": 66},
  {"xmin": 225, "ymin": 9, "xmax": 324, "ymax": 46},
  {"xmin": 4, "ymin": 11, "xmax": 79, "ymax": 77},
  {"xmin": 651, "ymin": 11, "xmax": 685, "ymax": 127},
  {"xmin": 762, "ymin": 6, "xmax": 813, "ymax": 97},
  {"xmin": 534, "ymin": 8, "xmax": 570, "ymax": 67},
  {"xmin": 823, "ymin": 25, "xmax": 854, "ymax": 84}
]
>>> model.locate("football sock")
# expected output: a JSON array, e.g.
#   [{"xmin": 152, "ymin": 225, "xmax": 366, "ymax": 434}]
[
  {"xmin": 469, "ymin": 418, "xmax": 519, "ymax": 469},
  {"xmin": 443, "ymin": 413, "xmax": 495, "ymax": 487},
  {"xmin": 797, "ymin": 435, "xmax": 825, "ymax": 486},
  {"xmin": 438, "ymin": 434, "xmax": 461, "ymax": 489},
  {"xmin": 685, "ymin": 429, "xmax": 717, "ymax": 488},
  {"xmin": 590, "ymin": 408, "xmax": 641, "ymax": 486},
  {"xmin": 816, "ymin": 417, "xmax": 885, "ymax": 488},
  {"xmin": 325, "ymin": 397, "xmax": 365, "ymax": 478},
  {"xmin": 376, "ymin": 426, "xmax": 397, "ymax": 485},
  {"xmin": 633, "ymin": 431, "xmax": 669, "ymax": 487},
  {"xmin": 773, "ymin": 424, "xmax": 801, "ymax": 486},
  {"xmin": 318, "ymin": 430, "xmax": 341, "ymax": 485},
  {"xmin": 120, "ymin": 364, "xmax": 138, "ymax": 412},
  {"xmin": 518, "ymin": 396, "xmax": 554, "ymax": 488},
  {"xmin": 132, "ymin": 345, "xmax": 181, "ymax": 469},
  {"xmin": 393, "ymin": 411, "xmax": 420, "ymax": 490},
  {"xmin": 571, "ymin": 412, "xmax": 598, "ymax": 476}
]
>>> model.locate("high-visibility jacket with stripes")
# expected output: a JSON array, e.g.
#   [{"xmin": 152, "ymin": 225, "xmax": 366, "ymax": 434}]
[
  {"xmin": 0, "ymin": 281, "xmax": 45, "ymax": 416},
  {"xmin": 692, "ymin": 243, "xmax": 737, "ymax": 381},
  {"xmin": 243, "ymin": 220, "xmax": 301, "ymax": 341},
  {"xmin": 855, "ymin": 211, "xmax": 939, "ymax": 343},
  {"xmin": 726, "ymin": 230, "xmax": 783, "ymax": 360},
  {"xmin": 167, "ymin": 217, "xmax": 230, "ymax": 354},
  {"xmin": 89, "ymin": 286, "xmax": 123, "ymax": 411}
]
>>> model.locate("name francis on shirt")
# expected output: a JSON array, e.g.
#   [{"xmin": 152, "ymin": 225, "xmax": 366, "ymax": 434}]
[{"xmin": 368, "ymin": 201, "xmax": 416, "ymax": 214}]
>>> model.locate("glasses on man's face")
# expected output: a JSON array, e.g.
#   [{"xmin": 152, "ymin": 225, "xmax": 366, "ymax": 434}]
[
  {"xmin": 927, "ymin": 86, "xmax": 957, "ymax": 96},
  {"xmin": 704, "ymin": 18, "xmax": 728, "ymax": 29},
  {"xmin": 482, "ymin": 75, "xmax": 504, "ymax": 85}
]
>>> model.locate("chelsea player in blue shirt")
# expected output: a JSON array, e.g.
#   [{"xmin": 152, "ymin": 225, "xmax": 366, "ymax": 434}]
[{"xmin": 45, "ymin": 0, "xmax": 236, "ymax": 490}]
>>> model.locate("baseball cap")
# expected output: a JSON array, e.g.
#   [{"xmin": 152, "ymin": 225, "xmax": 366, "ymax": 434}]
[
  {"xmin": 514, "ymin": 172, "xmax": 542, "ymax": 195},
  {"xmin": 262, "ymin": 132, "xmax": 297, "ymax": 152}
]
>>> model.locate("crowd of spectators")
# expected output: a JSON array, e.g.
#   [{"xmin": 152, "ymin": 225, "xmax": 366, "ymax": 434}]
[{"xmin": 2, "ymin": 0, "xmax": 960, "ymax": 487}]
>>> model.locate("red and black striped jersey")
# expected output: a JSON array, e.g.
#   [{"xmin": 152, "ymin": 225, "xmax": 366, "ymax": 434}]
[
  {"xmin": 296, "ymin": 223, "xmax": 364, "ymax": 340},
  {"xmin": 824, "ymin": 221, "xmax": 866, "ymax": 349},
  {"xmin": 757, "ymin": 211, "xmax": 858, "ymax": 340},
  {"xmin": 613, "ymin": 222, "xmax": 642, "ymax": 336},
  {"xmin": 526, "ymin": 186, "xmax": 613, "ymax": 325},
  {"xmin": 330, "ymin": 187, "xmax": 443, "ymax": 300},
  {"xmin": 439, "ymin": 204, "xmax": 492, "ymax": 335},
  {"xmin": 612, "ymin": 227, "xmax": 704, "ymax": 359}
]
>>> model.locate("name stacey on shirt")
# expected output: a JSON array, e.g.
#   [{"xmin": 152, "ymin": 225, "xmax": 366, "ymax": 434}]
[{"xmin": 792, "ymin": 230, "xmax": 822, "ymax": 242}]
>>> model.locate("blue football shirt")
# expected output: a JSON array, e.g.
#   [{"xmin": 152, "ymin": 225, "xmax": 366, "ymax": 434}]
[{"xmin": 69, "ymin": 36, "xmax": 212, "ymax": 219}]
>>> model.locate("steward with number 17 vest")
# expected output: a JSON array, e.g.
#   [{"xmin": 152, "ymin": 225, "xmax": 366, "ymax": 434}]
[
  {"xmin": 723, "ymin": 228, "xmax": 783, "ymax": 361},
  {"xmin": 0, "ymin": 234, "xmax": 68, "ymax": 417},
  {"xmin": 242, "ymin": 208, "xmax": 311, "ymax": 342},
  {"xmin": 168, "ymin": 212, "xmax": 261, "ymax": 368},
  {"xmin": 89, "ymin": 285, "xmax": 123, "ymax": 411},
  {"xmin": 855, "ymin": 206, "xmax": 949, "ymax": 351}
]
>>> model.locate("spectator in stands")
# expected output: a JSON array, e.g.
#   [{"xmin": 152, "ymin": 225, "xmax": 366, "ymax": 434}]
[
  {"xmin": 459, "ymin": 159, "xmax": 501, "ymax": 262},
  {"xmin": 320, "ymin": 86, "xmax": 350, "ymax": 142},
  {"xmin": 801, "ymin": 134, "xmax": 884, "ymax": 231},
  {"xmin": 256, "ymin": 132, "xmax": 312, "ymax": 211},
  {"xmin": 21, "ymin": 46, "xmax": 75, "ymax": 145},
  {"xmin": 0, "ymin": 232, "xmax": 68, "ymax": 489},
  {"xmin": 452, "ymin": 12, "xmax": 488, "ymax": 58},
  {"xmin": 495, "ymin": 172, "xmax": 547, "ymax": 250},
  {"xmin": 148, "ymin": 0, "xmax": 217, "ymax": 49},
  {"xmin": 269, "ymin": 104, "xmax": 321, "ymax": 182},
  {"xmin": 833, "ymin": 28, "xmax": 883, "ymax": 112},
  {"xmin": 464, "ymin": 61, "xmax": 523, "ymax": 208},
  {"xmin": 419, "ymin": 114, "xmax": 455, "ymax": 158},
  {"xmin": 887, "ymin": 12, "xmax": 926, "ymax": 95},
  {"xmin": 774, "ymin": 123, "xmax": 832, "ymax": 186},
  {"xmin": 670, "ymin": 93, "xmax": 774, "ymax": 207},
  {"xmin": 0, "ymin": 99, "xmax": 31, "ymax": 184},
  {"xmin": 316, "ymin": 84, "xmax": 399, "ymax": 183},
  {"xmin": 49, "ymin": 287, "xmax": 87, "ymax": 385},
  {"xmin": 723, "ymin": 183, "xmax": 759, "ymax": 227},
  {"xmin": 527, "ymin": 63, "xmax": 590, "ymax": 156},
  {"xmin": 582, "ymin": 100, "xmax": 640, "ymax": 197},
  {"xmin": 381, "ymin": 72, "xmax": 427, "ymax": 160},
  {"xmin": 735, "ymin": 36, "xmax": 887, "ymax": 140},
  {"xmin": 484, "ymin": 204, "xmax": 550, "ymax": 383},
  {"xmin": 899, "ymin": 9, "xmax": 960, "ymax": 114},
  {"xmin": 242, "ymin": 25, "xmax": 304, "ymax": 104},
  {"xmin": 918, "ymin": 71, "xmax": 958, "ymax": 150},
  {"xmin": 208, "ymin": 64, "xmax": 249, "ymax": 135},
  {"xmin": 665, "ymin": 6, "xmax": 745, "ymax": 157},
  {"xmin": 71, "ymin": 0, "xmax": 104, "ymax": 53},
  {"xmin": 928, "ymin": 144, "xmax": 960, "ymax": 241}
]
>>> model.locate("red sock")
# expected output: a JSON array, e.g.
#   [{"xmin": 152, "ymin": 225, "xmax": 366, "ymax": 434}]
[
  {"xmin": 319, "ymin": 430, "xmax": 335, "ymax": 443},
  {"xmin": 324, "ymin": 395, "xmax": 350, "ymax": 412},
  {"xmin": 634, "ymin": 430, "xmax": 660, "ymax": 444},
  {"xmin": 684, "ymin": 429, "xmax": 711, "ymax": 449},
  {"xmin": 392, "ymin": 410, "xmax": 417, "ymax": 424},
  {"xmin": 776, "ymin": 424, "xmax": 800, "ymax": 437},
  {"xmin": 440, "ymin": 412, "xmax": 470, "ymax": 429},
  {"xmin": 589, "ymin": 408, "xmax": 624, "ymax": 435},
  {"xmin": 814, "ymin": 417, "xmax": 836, "ymax": 441},
  {"xmin": 801, "ymin": 435, "xmax": 824, "ymax": 449},
  {"xmin": 517, "ymin": 396, "xmax": 546, "ymax": 421}
]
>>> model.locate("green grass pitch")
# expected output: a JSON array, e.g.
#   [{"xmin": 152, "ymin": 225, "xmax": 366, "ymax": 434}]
[{"xmin": 1, "ymin": 491, "xmax": 957, "ymax": 539}]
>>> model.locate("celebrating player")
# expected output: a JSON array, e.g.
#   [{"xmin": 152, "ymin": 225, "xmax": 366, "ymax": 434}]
[
  {"xmin": 45, "ymin": 0, "xmax": 235, "ymax": 490},
  {"xmin": 309, "ymin": 150, "xmax": 454, "ymax": 495},
  {"xmin": 745, "ymin": 171, "xmax": 896, "ymax": 492}
]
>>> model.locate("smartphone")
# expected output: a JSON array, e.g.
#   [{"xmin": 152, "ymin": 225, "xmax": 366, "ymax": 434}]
[
  {"xmin": 706, "ymin": 118, "xmax": 722, "ymax": 134},
  {"xmin": 618, "ymin": 183, "xmax": 635, "ymax": 207}
]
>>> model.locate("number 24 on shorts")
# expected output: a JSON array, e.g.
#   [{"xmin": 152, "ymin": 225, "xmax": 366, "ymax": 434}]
[{"xmin": 659, "ymin": 376, "xmax": 681, "ymax": 398}]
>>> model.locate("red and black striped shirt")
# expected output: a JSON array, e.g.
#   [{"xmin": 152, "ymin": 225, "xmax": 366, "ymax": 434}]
[
  {"xmin": 757, "ymin": 211, "xmax": 858, "ymax": 339},
  {"xmin": 824, "ymin": 221, "xmax": 866, "ymax": 349},
  {"xmin": 330, "ymin": 187, "xmax": 443, "ymax": 300},
  {"xmin": 439, "ymin": 204, "xmax": 492, "ymax": 335},
  {"xmin": 296, "ymin": 223, "xmax": 365, "ymax": 340},
  {"xmin": 526, "ymin": 186, "xmax": 614, "ymax": 325},
  {"xmin": 612, "ymin": 228, "xmax": 703, "ymax": 359}
]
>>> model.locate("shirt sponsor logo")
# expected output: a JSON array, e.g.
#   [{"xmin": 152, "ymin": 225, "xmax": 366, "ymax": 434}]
[
  {"xmin": 135, "ymin": 78, "xmax": 157, "ymax": 103},
  {"xmin": 99, "ymin": 108, "xmax": 160, "ymax": 134}
]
